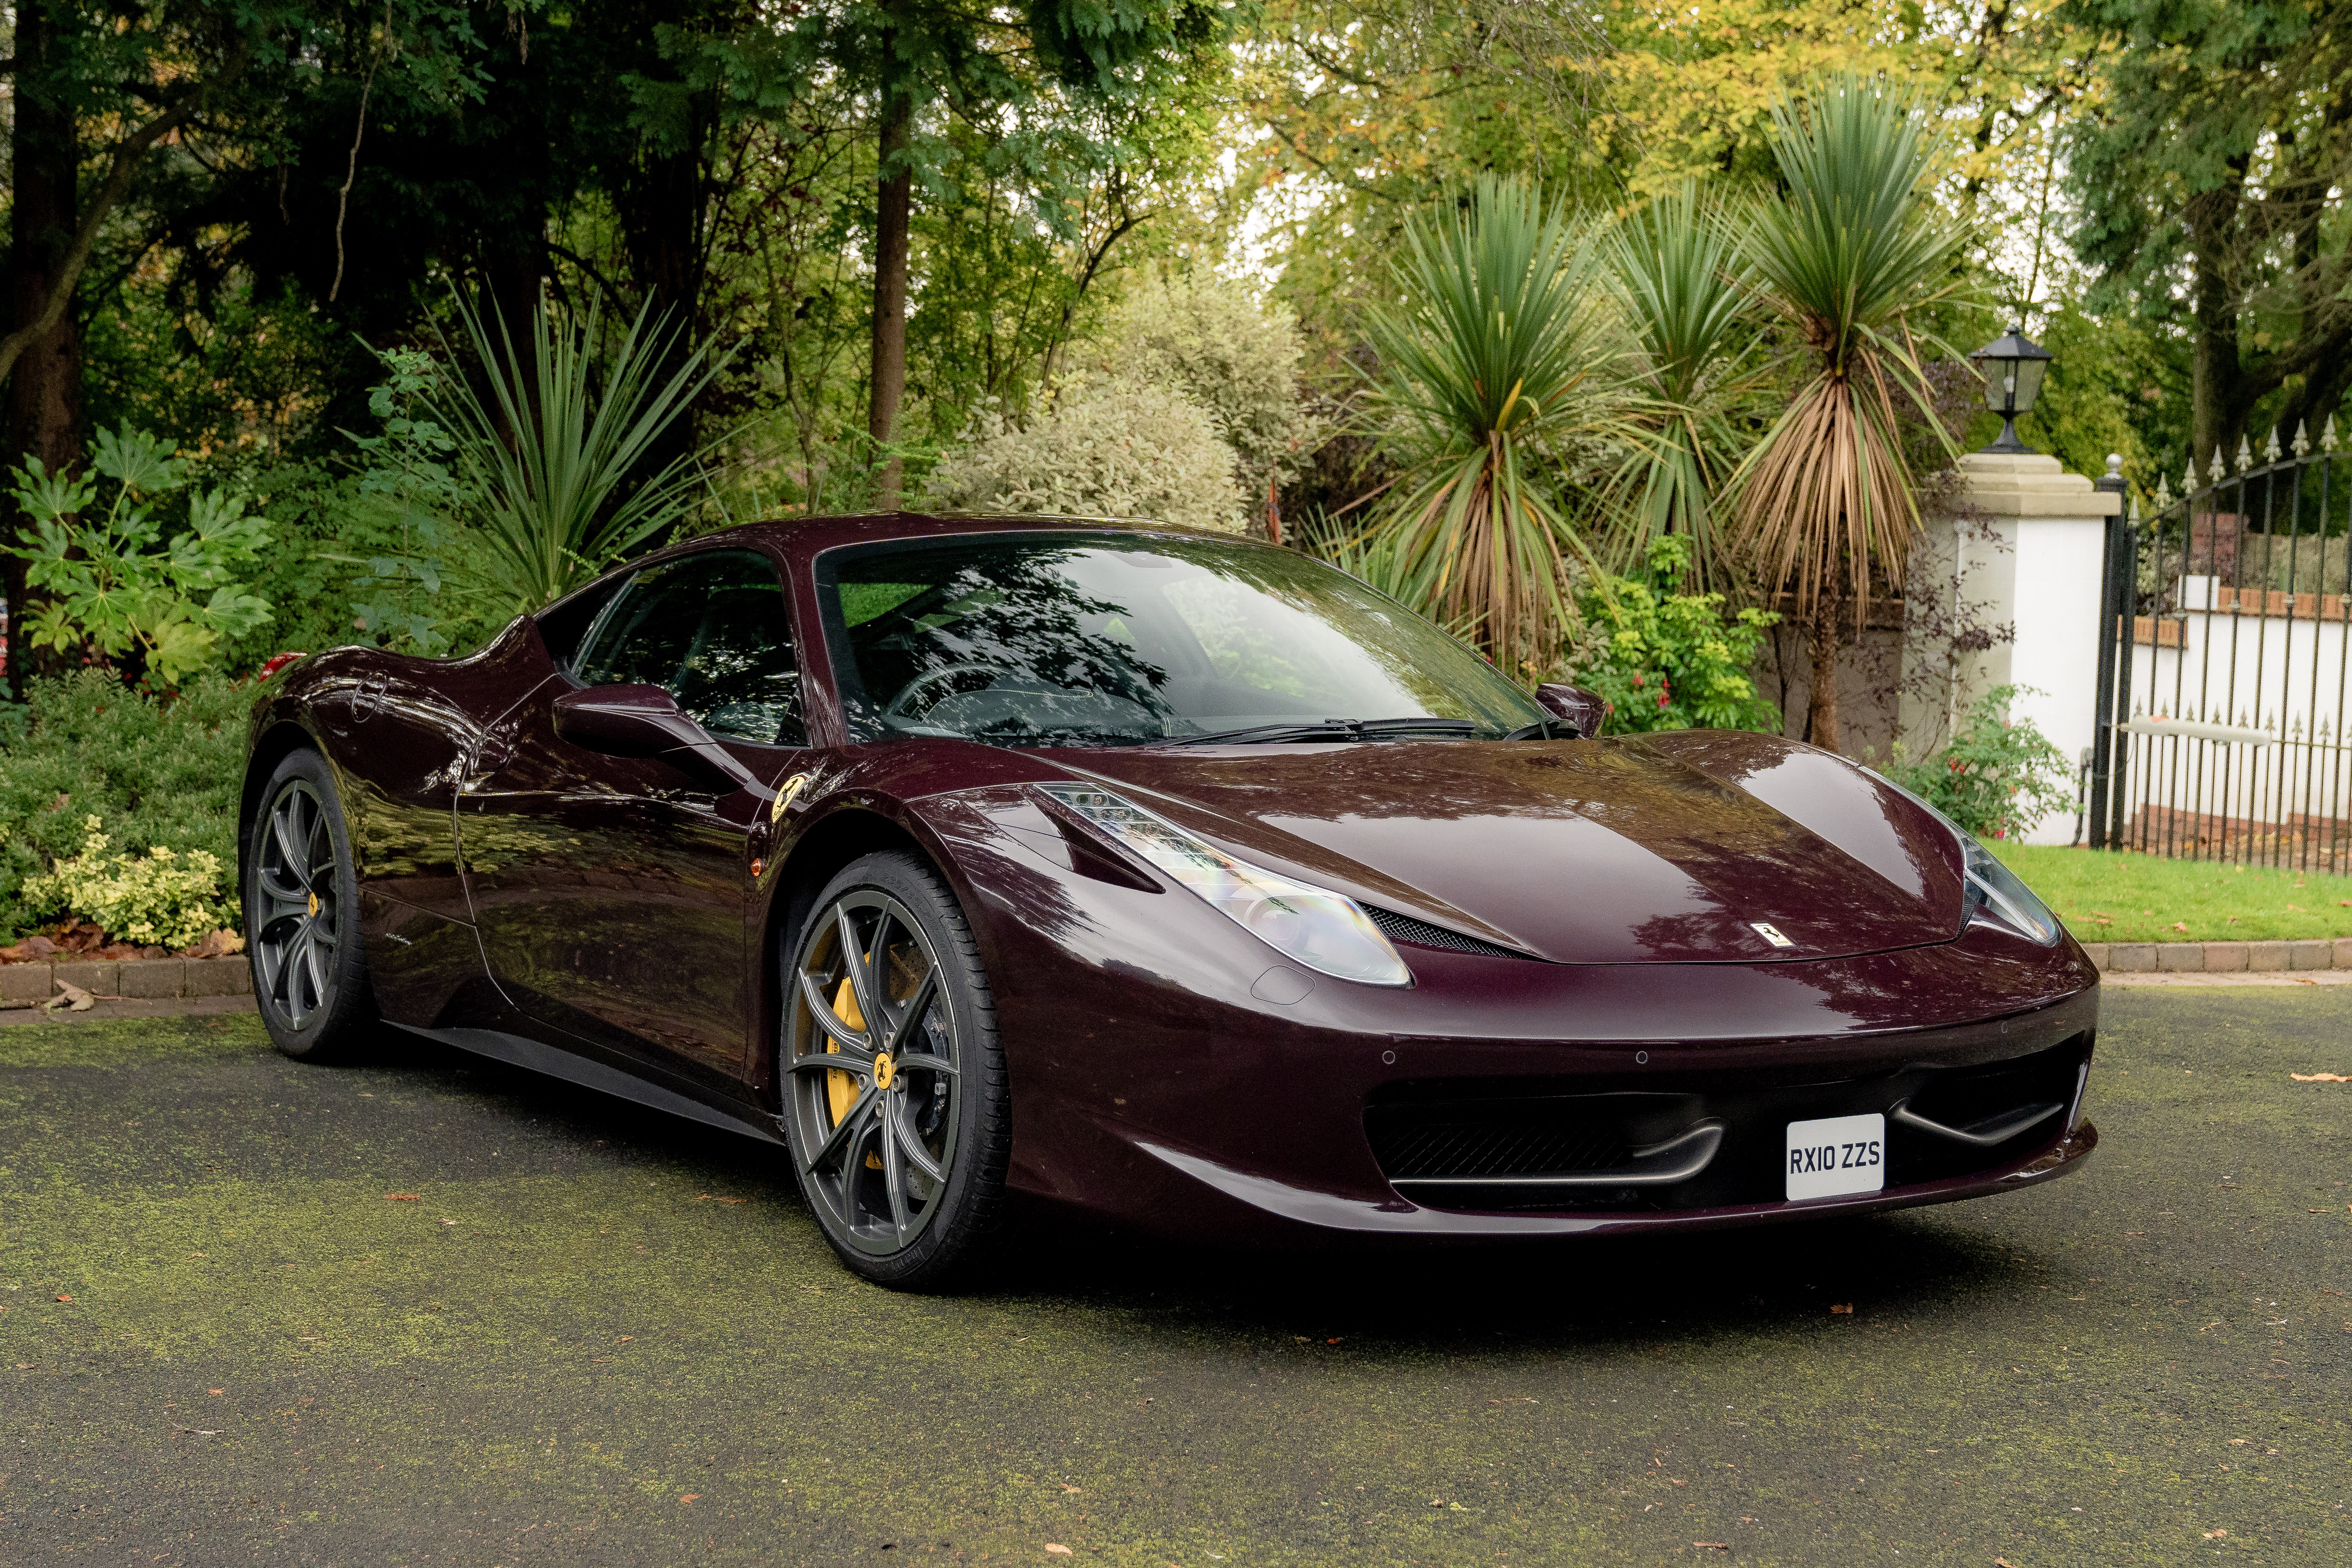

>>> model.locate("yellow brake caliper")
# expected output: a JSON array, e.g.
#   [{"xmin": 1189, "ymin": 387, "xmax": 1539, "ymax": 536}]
[{"xmin": 825, "ymin": 977, "xmax": 863, "ymax": 1126}]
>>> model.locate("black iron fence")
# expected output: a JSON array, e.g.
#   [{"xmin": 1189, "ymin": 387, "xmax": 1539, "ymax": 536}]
[{"xmin": 2089, "ymin": 424, "xmax": 2352, "ymax": 868}]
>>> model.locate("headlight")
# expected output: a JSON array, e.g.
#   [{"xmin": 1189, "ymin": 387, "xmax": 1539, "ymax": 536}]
[
  {"xmin": 1039, "ymin": 783, "xmax": 1413, "ymax": 986},
  {"xmin": 1874, "ymin": 776, "xmax": 2062, "ymax": 946}
]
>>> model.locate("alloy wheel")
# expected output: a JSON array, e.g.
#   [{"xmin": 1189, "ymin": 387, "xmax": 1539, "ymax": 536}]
[
  {"xmin": 254, "ymin": 778, "xmax": 341, "ymax": 1031},
  {"xmin": 785, "ymin": 890, "xmax": 963, "ymax": 1257}
]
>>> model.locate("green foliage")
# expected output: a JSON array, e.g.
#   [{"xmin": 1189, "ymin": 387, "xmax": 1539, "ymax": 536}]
[
  {"xmin": 423, "ymin": 292, "xmax": 729, "ymax": 616},
  {"xmin": 922, "ymin": 379, "xmax": 1245, "ymax": 531},
  {"xmin": 1600, "ymin": 182, "xmax": 1760, "ymax": 590},
  {"xmin": 18, "ymin": 816, "xmax": 233, "ymax": 950},
  {"xmin": 0, "ymin": 671, "xmax": 248, "ymax": 941},
  {"xmin": 1890, "ymin": 684, "xmax": 2072, "ymax": 842},
  {"xmin": 338, "ymin": 349, "xmax": 474, "ymax": 655},
  {"xmin": 1365, "ymin": 173, "xmax": 1635, "ymax": 675},
  {"xmin": 4, "ymin": 428, "xmax": 275, "ymax": 683},
  {"xmin": 1728, "ymin": 75, "xmax": 1975, "ymax": 622},
  {"xmin": 1074, "ymin": 270, "xmax": 1316, "ymax": 498},
  {"xmin": 1572, "ymin": 536, "xmax": 1780, "ymax": 733}
]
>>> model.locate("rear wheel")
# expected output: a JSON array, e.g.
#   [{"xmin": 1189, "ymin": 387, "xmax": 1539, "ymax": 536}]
[
  {"xmin": 780, "ymin": 852, "xmax": 1009, "ymax": 1289},
  {"xmin": 244, "ymin": 749, "xmax": 375, "ymax": 1059}
]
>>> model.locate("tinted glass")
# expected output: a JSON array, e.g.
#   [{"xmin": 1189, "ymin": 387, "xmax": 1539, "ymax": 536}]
[
  {"xmin": 575, "ymin": 550, "xmax": 803, "ymax": 743},
  {"xmin": 817, "ymin": 533, "xmax": 1544, "ymax": 746}
]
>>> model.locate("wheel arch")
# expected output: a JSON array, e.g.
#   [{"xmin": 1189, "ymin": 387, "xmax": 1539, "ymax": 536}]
[{"xmin": 239, "ymin": 720, "xmax": 327, "ymax": 874}]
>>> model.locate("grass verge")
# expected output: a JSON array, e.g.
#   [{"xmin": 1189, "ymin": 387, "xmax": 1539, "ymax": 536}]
[{"xmin": 1992, "ymin": 842, "xmax": 2352, "ymax": 944}]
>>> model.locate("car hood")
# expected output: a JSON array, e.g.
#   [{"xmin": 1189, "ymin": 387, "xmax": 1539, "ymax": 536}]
[{"xmin": 1057, "ymin": 731, "xmax": 1968, "ymax": 965}]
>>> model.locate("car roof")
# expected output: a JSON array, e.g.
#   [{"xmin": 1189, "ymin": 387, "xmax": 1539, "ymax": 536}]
[{"xmin": 686, "ymin": 510, "xmax": 1250, "ymax": 562}]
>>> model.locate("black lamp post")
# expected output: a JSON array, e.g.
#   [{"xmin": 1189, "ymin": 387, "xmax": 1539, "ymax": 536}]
[{"xmin": 1968, "ymin": 326, "xmax": 2053, "ymax": 454}]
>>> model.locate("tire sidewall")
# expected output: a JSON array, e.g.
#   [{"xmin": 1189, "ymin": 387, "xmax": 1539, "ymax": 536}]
[
  {"xmin": 243, "ymin": 749, "xmax": 373, "ymax": 1059},
  {"xmin": 781, "ymin": 850, "xmax": 1008, "ymax": 1288}
]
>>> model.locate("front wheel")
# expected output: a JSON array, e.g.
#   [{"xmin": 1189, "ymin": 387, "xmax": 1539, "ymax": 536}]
[
  {"xmin": 243, "ymin": 749, "xmax": 375, "ymax": 1059},
  {"xmin": 780, "ymin": 852, "xmax": 1010, "ymax": 1289}
]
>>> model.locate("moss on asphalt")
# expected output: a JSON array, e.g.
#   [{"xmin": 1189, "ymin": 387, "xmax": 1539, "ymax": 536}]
[{"xmin": 2, "ymin": 1001, "xmax": 2349, "ymax": 1564}]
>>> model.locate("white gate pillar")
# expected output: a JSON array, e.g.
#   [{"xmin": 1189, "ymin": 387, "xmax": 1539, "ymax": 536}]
[{"xmin": 1900, "ymin": 452, "xmax": 2122, "ymax": 844}]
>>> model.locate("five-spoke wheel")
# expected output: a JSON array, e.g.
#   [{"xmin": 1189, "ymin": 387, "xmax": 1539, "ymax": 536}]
[
  {"xmin": 244, "ymin": 749, "xmax": 373, "ymax": 1058},
  {"xmin": 782, "ymin": 853, "xmax": 1007, "ymax": 1287}
]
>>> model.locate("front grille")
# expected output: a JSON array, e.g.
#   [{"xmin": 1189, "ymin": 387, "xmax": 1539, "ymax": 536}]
[
  {"xmin": 1367, "ymin": 1036, "xmax": 2090, "ymax": 1212},
  {"xmin": 1363, "ymin": 904, "xmax": 1530, "ymax": 959},
  {"xmin": 1372, "ymin": 1118, "xmax": 1630, "ymax": 1181}
]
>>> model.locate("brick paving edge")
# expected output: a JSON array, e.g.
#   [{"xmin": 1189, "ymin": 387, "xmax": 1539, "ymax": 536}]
[
  {"xmin": 2080, "ymin": 937, "xmax": 2352, "ymax": 974},
  {"xmin": 0, "ymin": 955, "xmax": 252, "ymax": 1011}
]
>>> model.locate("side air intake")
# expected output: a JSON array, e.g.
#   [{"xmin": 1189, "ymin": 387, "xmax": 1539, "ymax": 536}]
[{"xmin": 1361, "ymin": 905, "xmax": 1532, "ymax": 960}]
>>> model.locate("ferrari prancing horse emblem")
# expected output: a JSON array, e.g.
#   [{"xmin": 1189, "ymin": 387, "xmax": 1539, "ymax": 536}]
[
  {"xmin": 771, "ymin": 773, "xmax": 810, "ymax": 822},
  {"xmin": 1751, "ymin": 922, "xmax": 1794, "ymax": 948}
]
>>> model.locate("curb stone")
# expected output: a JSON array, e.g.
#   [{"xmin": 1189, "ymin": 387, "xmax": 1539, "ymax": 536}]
[
  {"xmin": 0, "ymin": 955, "xmax": 251, "ymax": 1009},
  {"xmin": 2080, "ymin": 938, "xmax": 2352, "ymax": 974}
]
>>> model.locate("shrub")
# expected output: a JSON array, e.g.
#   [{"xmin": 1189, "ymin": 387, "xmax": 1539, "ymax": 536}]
[
  {"xmin": 922, "ymin": 380, "xmax": 1246, "ymax": 532},
  {"xmin": 17, "ymin": 817, "xmax": 232, "ymax": 949},
  {"xmin": 1572, "ymin": 536, "xmax": 1780, "ymax": 733},
  {"xmin": 1073, "ymin": 270, "xmax": 1314, "ymax": 498},
  {"xmin": 1889, "ymin": 684, "xmax": 2072, "ymax": 840},
  {"xmin": 0, "ymin": 670, "xmax": 248, "ymax": 940}
]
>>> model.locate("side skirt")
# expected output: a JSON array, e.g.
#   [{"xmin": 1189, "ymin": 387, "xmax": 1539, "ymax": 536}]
[{"xmin": 392, "ymin": 1022, "xmax": 787, "ymax": 1147}]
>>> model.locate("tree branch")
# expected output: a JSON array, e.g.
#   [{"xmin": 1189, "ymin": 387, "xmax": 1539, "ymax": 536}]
[{"xmin": 0, "ymin": 40, "xmax": 251, "ymax": 389}]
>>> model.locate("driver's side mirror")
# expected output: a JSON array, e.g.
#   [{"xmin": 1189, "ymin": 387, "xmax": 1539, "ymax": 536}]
[
  {"xmin": 553, "ymin": 685, "xmax": 762, "ymax": 793},
  {"xmin": 1533, "ymin": 682, "xmax": 1608, "ymax": 740}
]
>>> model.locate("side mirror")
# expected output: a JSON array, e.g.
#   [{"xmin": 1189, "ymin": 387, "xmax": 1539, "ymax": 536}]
[
  {"xmin": 552, "ymin": 685, "xmax": 760, "ymax": 793},
  {"xmin": 1533, "ymin": 682, "xmax": 1608, "ymax": 740}
]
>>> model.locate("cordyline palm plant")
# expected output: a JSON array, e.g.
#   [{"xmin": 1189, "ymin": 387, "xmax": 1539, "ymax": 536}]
[
  {"xmin": 1601, "ymin": 182, "xmax": 1760, "ymax": 593},
  {"xmin": 1364, "ymin": 174, "xmax": 1635, "ymax": 676},
  {"xmin": 428, "ymin": 290, "xmax": 728, "ymax": 614},
  {"xmin": 1724, "ymin": 75, "xmax": 1971, "ymax": 753}
]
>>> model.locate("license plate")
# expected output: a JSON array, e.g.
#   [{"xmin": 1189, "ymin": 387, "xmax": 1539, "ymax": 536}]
[{"xmin": 1784, "ymin": 1113, "xmax": 1886, "ymax": 1201}]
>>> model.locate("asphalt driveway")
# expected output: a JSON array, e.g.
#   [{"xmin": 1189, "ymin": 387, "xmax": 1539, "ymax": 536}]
[{"xmin": 2, "ymin": 989, "xmax": 2348, "ymax": 1566}]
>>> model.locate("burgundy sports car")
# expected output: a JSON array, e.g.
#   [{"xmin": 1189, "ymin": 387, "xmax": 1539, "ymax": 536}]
[{"xmin": 241, "ymin": 513, "xmax": 2099, "ymax": 1287}]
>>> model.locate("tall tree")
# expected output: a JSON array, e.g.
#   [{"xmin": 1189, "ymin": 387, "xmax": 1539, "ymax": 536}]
[
  {"xmin": 2065, "ymin": 0, "xmax": 2352, "ymax": 470},
  {"xmin": 796, "ymin": 0, "xmax": 1225, "ymax": 508}
]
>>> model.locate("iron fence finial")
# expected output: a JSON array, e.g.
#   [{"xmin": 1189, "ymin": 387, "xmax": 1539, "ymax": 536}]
[
  {"xmin": 2327, "ymin": 414, "xmax": 2341, "ymax": 452},
  {"xmin": 2211, "ymin": 446, "xmax": 2228, "ymax": 482},
  {"xmin": 2294, "ymin": 419, "xmax": 2311, "ymax": 457},
  {"xmin": 2265, "ymin": 427, "xmax": 2282, "ymax": 463},
  {"xmin": 2152, "ymin": 475, "xmax": 2170, "ymax": 511},
  {"xmin": 2236, "ymin": 435, "xmax": 2254, "ymax": 472}
]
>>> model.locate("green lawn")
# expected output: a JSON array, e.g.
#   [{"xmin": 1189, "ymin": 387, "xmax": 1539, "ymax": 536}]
[{"xmin": 1992, "ymin": 842, "xmax": 2352, "ymax": 944}]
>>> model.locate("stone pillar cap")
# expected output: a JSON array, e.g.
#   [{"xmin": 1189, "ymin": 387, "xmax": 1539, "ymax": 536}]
[{"xmin": 1949, "ymin": 451, "xmax": 2122, "ymax": 518}]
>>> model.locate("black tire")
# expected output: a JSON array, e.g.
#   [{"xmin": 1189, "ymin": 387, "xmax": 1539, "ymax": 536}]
[
  {"xmin": 779, "ymin": 851, "xmax": 1011, "ymax": 1290},
  {"xmin": 243, "ymin": 748, "xmax": 375, "ymax": 1060}
]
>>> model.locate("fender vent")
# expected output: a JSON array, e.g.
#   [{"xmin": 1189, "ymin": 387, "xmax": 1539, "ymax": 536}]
[{"xmin": 1363, "ymin": 904, "xmax": 1531, "ymax": 960}]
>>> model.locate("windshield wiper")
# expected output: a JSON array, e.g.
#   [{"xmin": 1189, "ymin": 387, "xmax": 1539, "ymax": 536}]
[{"xmin": 1160, "ymin": 717, "xmax": 1476, "ymax": 747}]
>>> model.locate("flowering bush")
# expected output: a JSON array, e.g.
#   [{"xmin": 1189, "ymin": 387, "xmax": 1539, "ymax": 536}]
[
  {"xmin": 922, "ymin": 380, "xmax": 1246, "ymax": 532},
  {"xmin": 17, "ymin": 816, "xmax": 234, "ymax": 949},
  {"xmin": 1889, "ymin": 685, "xmax": 2072, "ymax": 840},
  {"xmin": 0, "ymin": 670, "xmax": 245, "ymax": 940},
  {"xmin": 1572, "ymin": 536, "xmax": 1780, "ymax": 734}
]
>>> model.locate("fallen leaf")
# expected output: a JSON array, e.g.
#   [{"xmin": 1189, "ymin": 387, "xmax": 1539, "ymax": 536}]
[
  {"xmin": 1696, "ymin": 1546, "xmax": 1730, "ymax": 1554},
  {"xmin": 680, "ymin": 1493, "xmax": 700, "ymax": 1504},
  {"xmin": 385, "ymin": 1193, "xmax": 420, "ymax": 1201},
  {"xmin": 2203, "ymin": 1528, "xmax": 2227, "ymax": 1539},
  {"xmin": 54, "ymin": 1294, "xmax": 71, "ymax": 1303},
  {"xmin": 697, "ymin": 1193, "xmax": 748, "ymax": 1205},
  {"xmin": 2172, "ymin": 921, "xmax": 2189, "ymax": 933},
  {"xmin": 1996, "ymin": 1558, "xmax": 2019, "ymax": 1567},
  {"xmin": 208, "ymin": 1389, "xmax": 222, "ymax": 1395},
  {"xmin": 1830, "ymin": 1303, "xmax": 1854, "ymax": 1314},
  {"xmin": 2290, "ymin": 1072, "xmax": 2350, "ymax": 1082},
  {"xmin": 1326, "ymin": 1337, "xmax": 1341, "ymax": 1344},
  {"xmin": 44, "ymin": 980, "xmax": 94, "ymax": 1012},
  {"xmin": 1060, "ymin": 1483, "xmax": 1083, "ymax": 1493},
  {"xmin": 439, "ymin": 1218, "xmax": 456, "ymax": 1225},
  {"xmin": 2126, "ymin": 1230, "xmax": 2147, "ymax": 1236},
  {"xmin": 1045, "ymin": 1546, "xmax": 1073, "ymax": 1557}
]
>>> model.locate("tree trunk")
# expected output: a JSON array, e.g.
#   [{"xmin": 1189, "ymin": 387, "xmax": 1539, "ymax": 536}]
[
  {"xmin": 868, "ymin": 79, "xmax": 914, "ymax": 512},
  {"xmin": 1806, "ymin": 595, "xmax": 1843, "ymax": 755},
  {"xmin": 2185, "ymin": 169, "xmax": 2248, "ymax": 478},
  {"xmin": 4, "ymin": 5, "xmax": 86, "ymax": 700}
]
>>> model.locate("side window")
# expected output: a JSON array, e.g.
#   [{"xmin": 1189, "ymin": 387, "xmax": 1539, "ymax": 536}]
[{"xmin": 573, "ymin": 550, "xmax": 804, "ymax": 744}]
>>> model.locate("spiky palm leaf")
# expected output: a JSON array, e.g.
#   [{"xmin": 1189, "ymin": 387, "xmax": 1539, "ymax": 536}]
[
  {"xmin": 1600, "ymin": 182, "xmax": 1762, "ymax": 592},
  {"xmin": 1364, "ymin": 174, "xmax": 1639, "ymax": 675},
  {"xmin": 1725, "ymin": 76, "xmax": 1971, "ymax": 627},
  {"xmin": 429, "ymin": 291, "xmax": 728, "ymax": 614}
]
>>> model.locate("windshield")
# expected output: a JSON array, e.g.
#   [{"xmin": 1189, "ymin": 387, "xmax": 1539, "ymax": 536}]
[{"xmin": 816, "ymin": 532, "xmax": 1546, "ymax": 747}]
